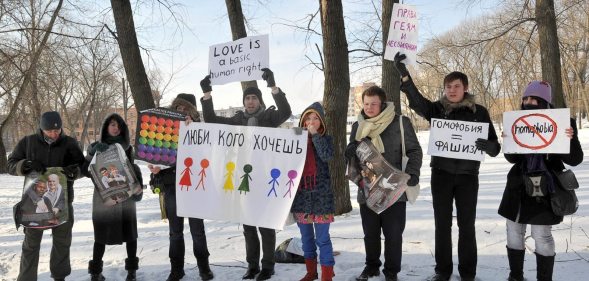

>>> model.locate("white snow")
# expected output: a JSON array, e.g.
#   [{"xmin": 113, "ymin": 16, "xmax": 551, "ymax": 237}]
[{"xmin": 1, "ymin": 130, "xmax": 588, "ymax": 281}]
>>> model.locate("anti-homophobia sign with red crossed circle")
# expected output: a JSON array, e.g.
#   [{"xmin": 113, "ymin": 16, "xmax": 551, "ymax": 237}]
[{"xmin": 511, "ymin": 113, "xmax": 558, "ymax": 150}]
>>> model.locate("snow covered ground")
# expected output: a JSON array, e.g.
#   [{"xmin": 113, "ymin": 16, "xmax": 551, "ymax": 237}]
[{"xmin": 1, "ymin": 129, "xmax": 588, "ymax": 281}]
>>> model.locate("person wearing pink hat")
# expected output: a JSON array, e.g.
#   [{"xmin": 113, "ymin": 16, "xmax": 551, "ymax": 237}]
[{"xmin": 498, "ymin": 80, "xmax": 583, "ymax": 281}]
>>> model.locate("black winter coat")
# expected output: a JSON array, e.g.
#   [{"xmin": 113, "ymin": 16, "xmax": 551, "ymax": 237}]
[
  {"xmin": 348, "ymin": 112, "xmax": 423, "ymax": 204},
  {"xmin": 401, "ymin": 80, "xmax": 500, "ymax": 175},
  {"xmin": 8, "ymin": 130, "xmax": 85, "ymax": 203},
  {"xmin": 83, "ymin": 113, "xmax": 142, "ymax": 244},
  {"xmin": 200, "ymin": 89, "xmax": 292, "ymax": 128},
  {"xmin": 498, "ymin": 119, "xmax": 583, "ymax": 225}
]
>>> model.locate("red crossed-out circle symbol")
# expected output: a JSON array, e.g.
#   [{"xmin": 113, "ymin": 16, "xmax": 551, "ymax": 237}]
[{"xmin": 511, "ymin": 113, "xmax": 558, "ymax": 150}]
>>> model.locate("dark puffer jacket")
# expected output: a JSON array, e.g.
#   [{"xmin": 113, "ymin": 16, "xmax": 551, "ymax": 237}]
[
  {"xmin": 8, "ymin": 130, "xmax": 85, "ymax": 204},
  {"xmin": 290, "ymin": 102, "xmax": 335, "ymax": 215},
  {"xmin": 498, "ymin": 119, "xmax": 583, "ymax": 225},
  {"xmin": 83, "ymin": 113, "xmax": 143, "ymax": 244},
  {"xmin": 348, "ymin": 108, "xmax": 423, "ymax": 204},
  {"xmin": 200, "ymin": 89, "xmax": 292, "ymax": 128},
  {"xmin": 401, "ymin": 80, "xmax": 500, "ymax": 175}
]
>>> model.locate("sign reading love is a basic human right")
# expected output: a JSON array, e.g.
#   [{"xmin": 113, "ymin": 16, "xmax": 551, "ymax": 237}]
[
  {"xmin": 502, "ymin": 108, "xmax": 570, "ymax": 154},
  {"xmin": 208, "ymin": 34, "xmax": 269, "ymax": 85}
]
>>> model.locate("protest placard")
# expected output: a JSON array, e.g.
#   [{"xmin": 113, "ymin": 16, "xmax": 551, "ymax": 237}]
[
  {"xmin": 208, "ymin": 34, "xmax": 269, "ymax": 85},
  {"xmin": 14, "ymin": 168, "xmax": 68, "ymax": 229},
  {"xmin": 384, "ymin": 3, "xmax": 418, "ymax": 65},
  {"xmin": 88, "ymin": 143, "xmax": 142, "ymax": 206},
  {"xmin": 502, "ymin": 108, "xmax": 570, "ymax": 154},
  {"xmin": 427, "ymin": 118, "xmax": 489, "ymax": 161},
  {"xmin": 135, "ymin": 107, "xmax": 186, "ymax": 166},
  {"xmin": 175, "ymin": 122, "xmax": 307, "ymax": 230}
]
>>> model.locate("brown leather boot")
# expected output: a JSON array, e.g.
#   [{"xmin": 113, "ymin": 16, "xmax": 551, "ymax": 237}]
[{"xmin": 299, "ymin": 258, "xmax": 318, "ymax": 281}]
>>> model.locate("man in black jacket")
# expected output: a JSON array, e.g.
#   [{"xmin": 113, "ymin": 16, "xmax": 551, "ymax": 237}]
[
  {"xmin": 8, "ymin": 111, "xmax": 85, "ymax": 281},
  {"xmin": 199, "ymin": 68, "xmax": 292, "ymax": 281},
  {"xmin": 394, "ymin": 53, "xmax": 500, "ymax": 281}
]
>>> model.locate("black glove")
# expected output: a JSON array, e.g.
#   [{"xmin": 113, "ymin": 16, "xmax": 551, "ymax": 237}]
[
  {"xmin": 95, "ymin": 143, "xmax": 109, "ymax": 153},
  {"xmin": 23, "ymin": 160, "xmax": 46, "ymax": 174},
  {"xmin": 261, "ymin": 68, "xmax": 275, "ymax": 87},
  {"xmin": 62, "ymin": 164, "xmax": 79, "ymax": 180},
  {"xmin": 345, "ymin": 141, "xmax": 359, "ymax": 160},
  {"xmin": 407, "ymin": 174, "xmax": 419, "ymax": 186},
  {"xmin": 393, "ymin": 52, "xmax": 410, "ymax": 78},
  {"xmin": 200, "ymin": 75, "xmax": 212, "ymax": 93},
  {"xmin": 475, "ymin": 138, "xmax": 499, "ymax": 156}
]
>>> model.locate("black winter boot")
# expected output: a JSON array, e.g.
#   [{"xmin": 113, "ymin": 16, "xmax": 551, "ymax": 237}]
[
  {"xmin": 125, "ymin": 257, "xmax": 139, "ymax": 281},
  {"xmin": 197, "ymin": 257, "xmax": 214, "ymax": 280},
  {"xmin": 507, "ymin": 247, "xmax": 525, "ymax": 281},
  {"xmin": 88, "ymin": 260, "xmax": 105, "ymax": 281},
  {"xmin": 166, "ymin": 258, "xmax": 186, "ymax": 281},
  {"xmin": 535, "ymin": 252, "xmax": 554, "ymax": 281}
]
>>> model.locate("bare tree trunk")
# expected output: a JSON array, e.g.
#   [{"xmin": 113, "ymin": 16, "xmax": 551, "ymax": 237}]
[
  {"xmin": 225, "ymin": 0, "xmax": 258, "ymax": 91},
  {"xmin": 381, "ymin": 0, "xmax": 401, "ymax": 112},
  {"xmin": 319, "ymin": 0, "xmax": 352, "ymax": 215},
  {"xmin": 536, "ymin": 0, "xmax": 565, "ymax": 108},
  {"xmin": 0, "ymin": 0, "xmax": 63, "ymax": 173},
  {"xmin": 110, "ymin": 0, "xmax": 155, "ymax": 111}
]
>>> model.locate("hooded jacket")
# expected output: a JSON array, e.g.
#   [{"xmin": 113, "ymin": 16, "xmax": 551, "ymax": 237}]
[
  {"xmin": 401, "ymin": 79, "xmax": 500, "ymax": 175},
  {"xmin": 83, "ymin": 113, "xmax": 142, "ymax": 244},
  {"xmin": 498, "ymin": 119, "xmax": 583, "ymax": 225},
  {"xmin": 290, "ymin": 102, "xmax": 335, "ymax": 216},
  {"xmin": 200, "ymin": 88, "xmax": 292, "ymax": 128},
  {"xmin": 8, "ymin": 129, "xmax": 85, "ymax": 204}
]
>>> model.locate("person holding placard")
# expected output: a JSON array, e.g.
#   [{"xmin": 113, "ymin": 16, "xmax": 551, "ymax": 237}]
[
  {"xmin": 345, "ymin": 86, "xmax": 423, "ymax": 281},
  {"xmin": 498, "ymin": 81, "xmax": 583, "ymax": 281},
  {"xmin": 290, "ymin": 102, "xmax": 335, "ymax": 281},
  {"xmin": 83, "ymin": 113, "xmax": 144, "ymax": 281},
  {"xmin": 8, "ymin": 111, "xmax": 85, "ymax": 281},
  {"xmin": 148, "ymin": 94, "xmax": 214, "ymax": 281},
  {"xmin": 394, "ymin": 53, "xmax": 500, "ymax": 281},
  {"xmin": 199, "ymin": 68, "xmax": 292, "ymax": 281}
]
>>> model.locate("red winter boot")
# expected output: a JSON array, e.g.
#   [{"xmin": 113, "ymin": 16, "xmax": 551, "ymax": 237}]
[
  {"xmin": 321, "ymin": 265, "xmax": 335, "ymax": 281},
  {"xmin": 299, "ymin": 258, "xmax": 318, "ymax": 281}
]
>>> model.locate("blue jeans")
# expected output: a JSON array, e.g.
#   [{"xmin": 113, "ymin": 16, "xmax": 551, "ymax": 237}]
[
  {"xmin": 506, "ymin": 219, "xmax": 555, "ymax": 256},
  {"xmin": 297, "ymin": 222, "xmax": 334, "ymax": 266}
]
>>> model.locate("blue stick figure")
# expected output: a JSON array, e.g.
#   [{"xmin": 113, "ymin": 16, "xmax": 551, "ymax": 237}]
[{"xmin": 267, "ymin": 168, "xmax": 281, "ymax": 197}]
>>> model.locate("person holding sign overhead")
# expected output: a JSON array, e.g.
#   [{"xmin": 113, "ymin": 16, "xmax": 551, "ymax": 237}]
[
  {"xmin": 498, "ymin": 81, "xmax": 582, "ymax": 281},
  {"xmin": 147, "ymin": 94, "xmax": 215, "ymax": 281},
  {"xmin": 344, "ymin": 86, "xmax": 423, "ymax": 281},
  {"xmin": 200, "ymin": 68, "xmax": 292, "ymax": 281},
  {"xmin": 394, "ymin": 53, "xmax": 500, "ymax": 281}
]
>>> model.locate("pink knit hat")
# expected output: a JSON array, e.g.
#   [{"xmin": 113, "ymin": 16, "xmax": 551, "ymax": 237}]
[{"xmin": 523, "ymin": 80, "xmax": 552, "ymax": 104}]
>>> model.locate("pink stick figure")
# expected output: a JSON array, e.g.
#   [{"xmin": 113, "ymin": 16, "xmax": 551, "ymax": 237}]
[{"xmin": 283, "ymin": 170, "xmax": 298, "ymax": 198}]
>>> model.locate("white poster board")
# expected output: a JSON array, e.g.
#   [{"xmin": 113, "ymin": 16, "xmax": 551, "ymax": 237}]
[
  {"xmin": 208, "ymin": 34, "xmax": 269, "ymax": 85},
  {"xmin": 427, "ymin": 118, "xmax": 489, "ymax": 161},
  {"xmin": 502, "ymin": 108, "xmax": 570, "ymax": 154},
  {"xmin": 384, "ymin": 3, "xmax": 418, "ymax": 65},
  {"xmin": 176, "ymin": 122, "xmax": 307, "ymax": 230}
]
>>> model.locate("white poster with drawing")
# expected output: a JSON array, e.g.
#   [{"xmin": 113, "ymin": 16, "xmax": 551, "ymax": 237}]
[
  {"xmin": 384, "ymin": 3, "xmax": 418, "ymax": 65},
  {"xmin": 208, "ymin": 34, "xmax": 269, "ymax": 85},
  {"xmin": 176, "ymin": 122, "xmax": 307, "ymax": 230},
  {"xmin": 502, "ymin": 108, "xmax": 570, "ymax": 154},
  {"xmin": 427, "ymin": 118, "xmax": 489, "ymax": 161}
]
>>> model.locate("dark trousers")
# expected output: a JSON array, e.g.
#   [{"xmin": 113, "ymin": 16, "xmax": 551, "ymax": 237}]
[
  {"xmin": 165, "ymin": 192, "xmax": 210, "ymax": 264},
  {"xmin": 431, "ymin": 169, "xmax": 479, "ymax": 278},
  {"xmin": 360, "ymin": 201, "xmax": 406, "ymax": 275},
  {"xmin": 17, "ymin": 206, "xmax": 74, "ymax": 281},
  {"xmin": 243, "ymin": 224, "xmax": 276, "ymax": 270}
]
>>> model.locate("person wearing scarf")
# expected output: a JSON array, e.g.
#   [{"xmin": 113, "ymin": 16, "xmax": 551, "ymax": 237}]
[
  {"xmin": 345, "ymin": 86, "xmax": 423, "ymax": 281},
  {"xmin": 498, "ymin": 81, "xmax": 583, "ymax": 281},
  {"xmin": 83, "ymin": 113, "xmax": 143, "ymax": 281},
  {"xmin": 290, "ymin": 102, "xmax": 335, "ymax": 281},
  {"xmin": 199, "ymin": 68, "xmax": 292, "ymax": 281},
  {"xmin": 395, "ymin": 53, "xmax": 501, "ymax": 281}
]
